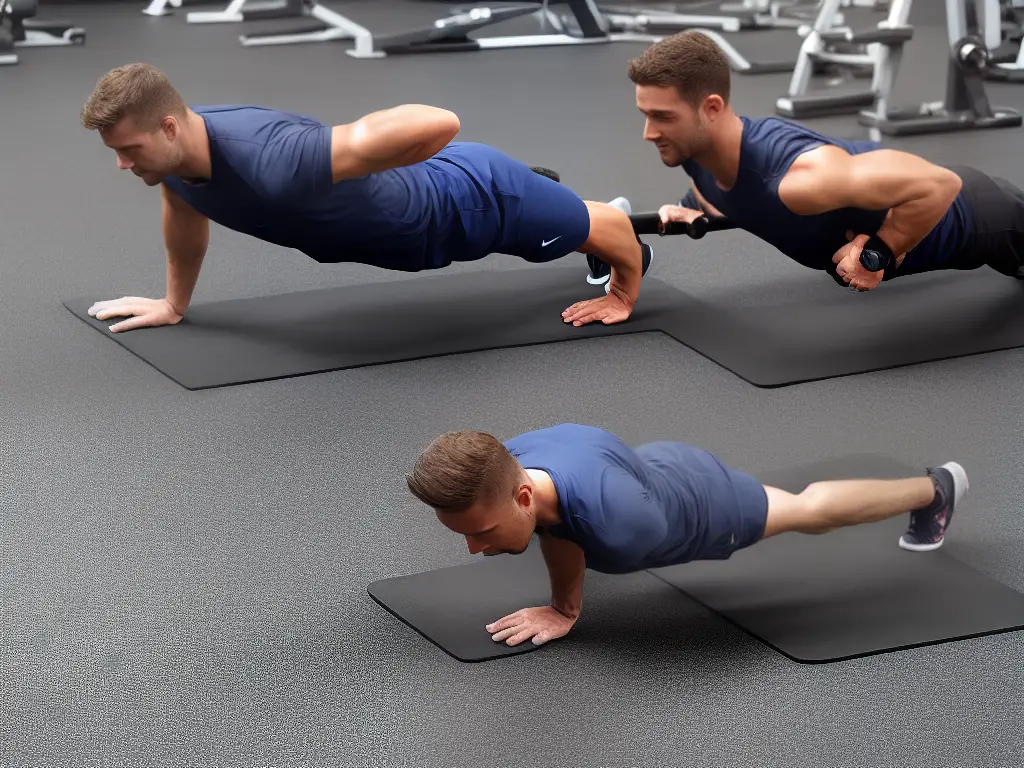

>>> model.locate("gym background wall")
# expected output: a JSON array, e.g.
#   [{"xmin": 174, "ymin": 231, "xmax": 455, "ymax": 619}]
[{"xmin": 3, "ymin": 1, "xmax": 1024, "ymax": 767}]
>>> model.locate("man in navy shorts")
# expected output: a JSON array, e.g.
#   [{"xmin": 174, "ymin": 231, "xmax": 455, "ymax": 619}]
[
  {"xmin": 406, "ymin": 424, "xmax": 968, "ymax": 647},
  {"xmin": 80, "ymin": 63, "xmax": 652, "ymax": 333},
  {"xmin": 606, "ymin": 31, "xmax": 1024, "ymax": 292}
]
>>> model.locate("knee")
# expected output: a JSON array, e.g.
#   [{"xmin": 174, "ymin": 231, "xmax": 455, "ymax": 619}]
[{"xmin": 793, "ymin": 483, "xmax": 835, "ymax": 535}]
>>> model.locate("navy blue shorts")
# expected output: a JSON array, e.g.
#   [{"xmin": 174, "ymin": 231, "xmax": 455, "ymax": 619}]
[
  {"xmin": 636, "ymin": 442, "xmax": 769, "ymax": 563},
  {"xmin": 438, "ymin": 143, "xmax": 593, "ymax": 263}
]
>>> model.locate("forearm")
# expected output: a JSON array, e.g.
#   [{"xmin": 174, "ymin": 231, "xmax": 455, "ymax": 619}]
[
  {"xmin": 539, "ymin": 533, "xmax": 586, "ymax": 619},
  {"xmin": 875, "ymin": 174, "xmax": 961, "ymax": 263},
  {"xmin": 339, "ymin": 105, "xmax": 461, "ymax": 176},
  {"xmin": 162, "ymin": 193, "xmax": 210, "ymax": 315}
]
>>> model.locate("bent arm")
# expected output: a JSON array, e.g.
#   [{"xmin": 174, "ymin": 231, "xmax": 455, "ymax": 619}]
[
  {"xmin": 330, "ymin": 104, "xmax": 461, "ymax": 182},
  {"xmin": 162, "ymin": 184, "xmax": 210, "ymax": 315},
  {"xmin": 778, "ymin": 146, "xmax": 963, "ymax": 262},
  {"xmin": 539, "ymin": 532, "xmax": 586, "ymax": 620}
]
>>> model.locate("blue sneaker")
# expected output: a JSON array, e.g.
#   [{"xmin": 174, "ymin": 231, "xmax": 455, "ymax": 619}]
[{"xmin": 898, "ymin": 462, "xmax": 969, "ymax": 552}]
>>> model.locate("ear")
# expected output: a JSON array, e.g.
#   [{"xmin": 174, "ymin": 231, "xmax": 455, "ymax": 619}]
[
  {"xmin": 515, "ymin": 481, "xmax": 533, "ymax": 510},
  {"xmin": 702, "ymin": 94, "xmax": 726, "ymax": 119},
  {"xmin": 160, "ymin": 116, "xmax": 179, "ymax": 141}
]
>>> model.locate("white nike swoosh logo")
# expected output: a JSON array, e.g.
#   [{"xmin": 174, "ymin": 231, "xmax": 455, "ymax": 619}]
[{"xmin": 542, "ymin": 236, "xmax": 562, "ymax": 247}]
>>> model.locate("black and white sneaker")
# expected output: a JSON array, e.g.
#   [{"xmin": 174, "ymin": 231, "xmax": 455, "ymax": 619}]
[
  {"xmin": 898, "ymin": 462, "xmax": 969, "ymax": 552},
  {"xmin": 586, "ymin": 197, "xmax": 653, "ymax": 290},
  {"xmin": 530, "ymin": 166, "xmax": 561, "ymax": 183}
]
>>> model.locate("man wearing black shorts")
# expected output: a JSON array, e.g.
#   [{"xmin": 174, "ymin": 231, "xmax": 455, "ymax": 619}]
[{"xmin": 600, "ymin": 31, "xmax": 1024, "ymax": 292}]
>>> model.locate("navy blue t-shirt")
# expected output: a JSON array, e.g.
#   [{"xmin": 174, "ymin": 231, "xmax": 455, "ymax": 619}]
[
  {"xmin": 503, "ymin": 424, "xmax": 768, "ymax": 574},
  {"xmin": 161, "ymin": 104, "xmax": 506, "ymax": 271},
  {"xmin": 681, "ymin": 116, "xmax": 974, "ymax": 276}
]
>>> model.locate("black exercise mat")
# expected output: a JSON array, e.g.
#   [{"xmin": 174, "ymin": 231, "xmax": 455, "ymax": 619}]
[
  {"xmin": 372, "ymin": 455, "xmax": 1024, "ymax": 663},
  {"xmin": 368, "ymin": 541, "xmax": 553, "ymax": 662},
  {"xmin": 669, "ymin": 268, "xmax": 1024, "ymax": 387},
  {"xmin": 650, "ymin": 454, "xmax": 1024, "ymax": 663},
  {"xmin": 62, "ymin": 267, "xmax": 684, "ymax": 390},
  {"xmin": 63, "ymin": 264, "xmax": 1024, "ymax": 390}
]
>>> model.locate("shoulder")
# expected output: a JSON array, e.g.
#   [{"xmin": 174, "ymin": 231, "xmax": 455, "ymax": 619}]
[
  {"xmin": 198, "ymin": 104, "xmax": 328, "ymax": 150},
  {"xmin": 743, "ymin": 116, "xmax": 824, "ymax": 157},
  {"xmin": 204, "ymin": 106, "xmax": 332, "ymax": 198}
]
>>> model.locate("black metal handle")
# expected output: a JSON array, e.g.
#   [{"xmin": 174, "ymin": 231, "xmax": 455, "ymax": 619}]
[{"xmin": 630, "ymin": 212, "xmax": 736, "ymax": 239}]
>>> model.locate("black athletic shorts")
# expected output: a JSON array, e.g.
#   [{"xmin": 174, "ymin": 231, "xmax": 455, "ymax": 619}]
[{"xmin": 948, "ymin": 164, "xmax": 1024, "ymax": 277}]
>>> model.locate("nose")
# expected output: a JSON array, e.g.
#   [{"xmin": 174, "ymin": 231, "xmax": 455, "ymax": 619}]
[
  {"xmin": 465, "ymin": 536, "xmax": 486, "ymax": 555},
  {"xmin": 116, "ymin": 154, "xmax": 133, "ymax": 171},
  {"xmin": 643, "ymin": 119, "xmax": 661, "ymax": 142}
]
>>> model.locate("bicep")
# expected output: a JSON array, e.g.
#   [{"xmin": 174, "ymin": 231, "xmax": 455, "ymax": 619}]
[
  {"xmin": 539, "ymin": 530, "xmax": 586, "ymax": 563},
  {"xmin": 161, "ymin": 184, "xmax": 209, "ymax": 226}
]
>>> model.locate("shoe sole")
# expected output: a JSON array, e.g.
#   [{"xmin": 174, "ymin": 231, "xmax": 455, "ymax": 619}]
[
  {"xmin": 587, "ymin": 198, "xmax": 632, "ymax": 285},
  {"xmin": 898, "ymin": 461, "xmax": 968, "ymax": 552}
]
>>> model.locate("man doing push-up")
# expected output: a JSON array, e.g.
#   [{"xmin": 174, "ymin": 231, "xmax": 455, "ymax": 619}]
[
  {"xmin": 605, "ymin": 31, "xmax": 1024, "ymax": 292},
  {"xmin": 80, "ymin": 63, "xmax": 651, "ymax": 332},
  {"xmin": 406, "ymin": 424, "xmax": 968, "ymax": 648}
]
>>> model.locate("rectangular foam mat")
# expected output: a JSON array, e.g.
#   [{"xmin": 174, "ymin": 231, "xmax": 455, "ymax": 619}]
[
  {"xmin": 650, "ymin": 455, "xmax": 1024, "ymax": 663},
  {"xmin": 671, "ymin": 269, "xmax": 1024, "ymax": 387},
  {"xmin": 367, "ymin": 542, "xmax": 553, "ymax": 663},
  {"xmin": 371, "ymin": 455, "xmax": 1024, "ymax": 663},
  {"xmin": 63, "ymin": 267, "xmax": 681, "ymax": 390},
  {"xmin": 64, "ymin": 265, "xmax": 1024, "ymax": 389}
]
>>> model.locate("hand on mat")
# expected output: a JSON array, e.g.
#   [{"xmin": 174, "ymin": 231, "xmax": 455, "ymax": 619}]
[
  {"xmin": 658, "ymin": 204, "xmax": 705, "ymax": 233},
  {"xmin": 833, "ymin": 232, "xmax": 883, "ymax": 292},
  {"xmin": 562, "ymin": 290, "xmax": 633, "ymax": 327},
  {"xmin": 87, "ymin": 296, "xmax": 183, "ymax": 333},
  {"xmin": 486, "ymin": 605, "xmax": 577, "ymax": 646}
]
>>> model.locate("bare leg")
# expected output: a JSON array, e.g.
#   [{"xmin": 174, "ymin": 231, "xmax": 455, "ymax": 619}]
[{"xmin": 761, "ymin": 477, "xmax": 936, "ymax": 538}]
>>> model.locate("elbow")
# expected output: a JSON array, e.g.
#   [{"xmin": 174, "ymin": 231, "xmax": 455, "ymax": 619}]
[
  {"xmin": 427, "ymin": 109, "xmax": 461, "ymax": 154},
  {"xmin": 439, "ymin": 109, "xmax": 461, "ymax": 140},
  {"xmin": 937, "ymin": 168, "xmax": 963, "ymax": 207}
]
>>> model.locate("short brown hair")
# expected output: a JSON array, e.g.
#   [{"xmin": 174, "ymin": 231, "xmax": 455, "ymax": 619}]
[
  {"xmin": 81, "ymin": 63, "xmax": 188, "ymax": 132},
  {"xmin": 627, "ymin": 31, "xmax": 731, "ymax": 109},
  {"xmin": 406, "ymin": 431, "xmax": 523, "ymax": 513}
]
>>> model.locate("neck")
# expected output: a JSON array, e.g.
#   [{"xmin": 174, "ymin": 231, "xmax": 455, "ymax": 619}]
[
  {"xmin": 693, "ymin": 110, "xmax": 744, "ymax": 191},
  {"xmin": 525, "ymin": 468, "xmax": 562, "ymax": 527},
  {"xmin": 174, "ymin": 110, "xmax": 212, "ymax": 180}
]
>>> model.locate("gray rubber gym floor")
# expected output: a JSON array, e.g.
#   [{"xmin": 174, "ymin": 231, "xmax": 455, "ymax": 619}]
[{"xmin": 3, "ymin": 1, "xmax": 1024, "ymax": 765}]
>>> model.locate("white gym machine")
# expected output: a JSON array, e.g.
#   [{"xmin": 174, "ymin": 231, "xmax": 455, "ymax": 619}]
[
  {"xmin": 984, "ymin": 0, "xmax": 1024, "ymax": 80},
  {"xmin": 858, "ymin": 0, "xmax": 1021, "ymax": 134},
  {"xmin": 143, "ymin": 0, "xmax": 295, "ymax": 19},
  {"xmin": 776, "ymin": 0, "xmax": 912, "ymax": 118},
  {"xmin": 599, "ymin": 0, "xmax": 841, "ymax": 34},
  {"xmin": 598, "ymin": 0, "xmax": 849, "ymax": 73},
  {"xmin": 346, "ymin": 0, "xmax": 661, "ymax": 59},
  {"xmin": 141, "ymin": 0, "xmax": 377, "ymax": 56}
]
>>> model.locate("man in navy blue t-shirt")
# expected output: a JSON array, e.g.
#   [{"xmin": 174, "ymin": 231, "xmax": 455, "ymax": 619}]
[
  {"xmin": 605, "ymin": 32, "xmax": 1024, "ymax": 292},
  {"xmin": 80, "ymin": 63, "xmax": 651, "ymax": 333},
  {"xmin": 407, "ymin": 425, "xmax": 968, "ymax": 648}
]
